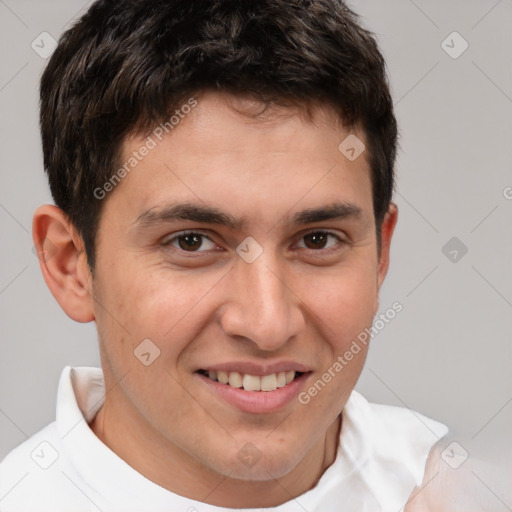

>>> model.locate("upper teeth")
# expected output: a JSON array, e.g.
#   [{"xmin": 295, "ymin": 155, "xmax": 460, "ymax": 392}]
[{"xmin": 207, "ymin": 370, "xmax": 296, "ymax": 391}]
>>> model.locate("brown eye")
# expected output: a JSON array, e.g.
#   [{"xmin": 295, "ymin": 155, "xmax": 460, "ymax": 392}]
[
  {"xmin": 298, "ymin": 231, "xmax": 342, "ymax": 251},
  {"xmin": 177, "ymin": 233, "xmax": 203, "ymax": 251},
  {"xmin": 303, "ymin": 232, "xmax": 329, "ymax": 250},
  {"xmin": 163, "ymin": 231, "xmax": 217, "ymax": 252}
]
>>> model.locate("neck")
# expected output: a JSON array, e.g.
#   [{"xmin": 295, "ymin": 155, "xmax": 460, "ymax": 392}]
[{"xmin": 90, "ymin": 394, "xmax": 341, "ymax": 508}]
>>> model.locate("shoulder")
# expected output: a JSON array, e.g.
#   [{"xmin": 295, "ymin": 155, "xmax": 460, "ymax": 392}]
[
  {"xmin": 0, "ymin": 423, "xmax": 66, "ymax": 510},
  {"xmin": 368, "ymin": 397, "xmax": 448, "ymax": 480},
  {"xmin": 0, "ymin": 395, "xmax": 96, "ymax": 511},
  {"xmin": 340, "ymin": 390, "xmax": 449, "ymax": 507},
  {"xmin": 403, "ymin": 436, "xmax": 508, "ymax": 512},
  {"xmin": 1, "ymin": 421, "xmax": 60, "ymax": 475}
]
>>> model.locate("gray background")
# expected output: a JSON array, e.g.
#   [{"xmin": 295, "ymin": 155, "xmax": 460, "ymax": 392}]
[{"xmin": 1, "ymin": 0, "xmax": 511, "ymax": 505}]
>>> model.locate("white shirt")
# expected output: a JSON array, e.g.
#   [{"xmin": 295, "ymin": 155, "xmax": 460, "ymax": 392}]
[{"xmin": 0, "ymin": 366, "xmax": 448, "ymax": 512}]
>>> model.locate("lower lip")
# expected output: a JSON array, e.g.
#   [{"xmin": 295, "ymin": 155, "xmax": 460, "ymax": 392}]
[{"xmin": 197, "ymin": 373, "xmax": 310, "ymax": 414}]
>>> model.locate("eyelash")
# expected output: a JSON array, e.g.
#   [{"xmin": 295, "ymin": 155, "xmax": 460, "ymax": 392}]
[{"xmin": 161, "ymin": 229, "xmax": 347, "ymax": 256}]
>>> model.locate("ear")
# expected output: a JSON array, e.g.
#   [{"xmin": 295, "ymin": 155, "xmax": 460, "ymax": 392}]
[
  {"xmin": 374, "ymin": 203, "xmax": 398, "ymax": 313},
  {"xmin": 377, "ymin": 202, "xmax": 398, "ymax": 288},
  {"xmin": 32, "ymin": 204, "xmax": 95, "ymax": 323}
]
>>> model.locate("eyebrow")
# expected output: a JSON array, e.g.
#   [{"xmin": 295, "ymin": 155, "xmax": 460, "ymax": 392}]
[{"xmin": 132, "ymin": 200, "xmax": 364, "ymax": 232}]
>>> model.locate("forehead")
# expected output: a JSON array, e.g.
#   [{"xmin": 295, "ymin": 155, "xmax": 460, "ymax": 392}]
[{"xmin": 108, "ymin": 91, "xmax": 374, "ymax": 230}]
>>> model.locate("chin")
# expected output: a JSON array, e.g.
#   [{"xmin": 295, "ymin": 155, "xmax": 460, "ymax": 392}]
[{"xmin": 213, "ymin": 442, "xmax": 304, "ymax": 482}]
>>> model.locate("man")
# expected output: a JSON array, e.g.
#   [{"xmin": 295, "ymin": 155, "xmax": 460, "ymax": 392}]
[{"xmin": 0, "ymin": 0, "xmax": 450, "ymax": 510}]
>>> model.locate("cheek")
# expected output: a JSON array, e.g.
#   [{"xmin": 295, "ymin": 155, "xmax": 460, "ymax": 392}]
[
  {"xmin": 304, "ymin": 262, "xmax": 378, "ymax": 346},
  {"xmin": 297, "ymin": 267, "xmax": 376, "ymax": 419},
  {"xmin": 93, "ymin": 260, "xmax": 227, "ymax": 364},
  {"xmin": 91, "ymin": 263, "xmax": 204, "ymax": 421}
]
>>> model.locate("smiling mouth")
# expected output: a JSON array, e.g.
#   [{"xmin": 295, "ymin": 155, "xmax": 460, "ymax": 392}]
[{"xmin": 197, "ymin": 369, "xmax": 305, "ymax": 392}]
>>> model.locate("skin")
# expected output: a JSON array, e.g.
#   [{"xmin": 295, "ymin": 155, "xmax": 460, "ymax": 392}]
[{"xmin": 33, "ymin": 91, "xmax": 398, "ymax": 508}]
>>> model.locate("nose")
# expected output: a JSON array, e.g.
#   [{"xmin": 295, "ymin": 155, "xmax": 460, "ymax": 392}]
[{"xmin": 218, "ymin": 251, "xmax": 305, "ymax": 352}]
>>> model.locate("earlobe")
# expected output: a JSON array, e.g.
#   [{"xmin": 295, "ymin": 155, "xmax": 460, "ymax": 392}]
[
  {"xmin": 377, "ymin": 203, "xmax": 398, "ymax": 290},
  {"xmin": 32, "ymin": 204, "xmax": 95, "ymax": 323}
]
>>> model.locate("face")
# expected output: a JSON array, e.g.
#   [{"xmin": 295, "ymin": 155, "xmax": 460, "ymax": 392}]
[{"xmin": 89, "ymin": 91, "xmax": 392, "ymax": 482}]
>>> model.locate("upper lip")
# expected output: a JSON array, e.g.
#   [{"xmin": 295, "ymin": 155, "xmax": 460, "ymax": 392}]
[{"xmin": 197, "ymin": 361, "xmax": 311, "ymax": 376}]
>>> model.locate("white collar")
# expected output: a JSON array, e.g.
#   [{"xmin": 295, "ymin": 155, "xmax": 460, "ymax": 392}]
[{"xmin": 55, "ymin": 365, "xmax": 370, "ymax": 510}]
